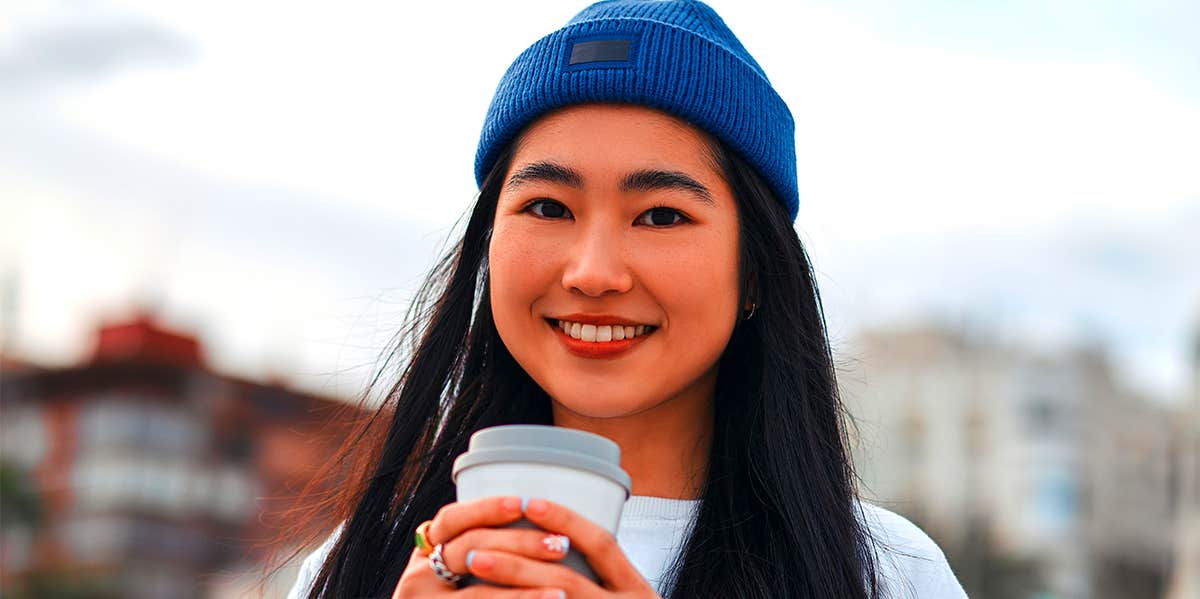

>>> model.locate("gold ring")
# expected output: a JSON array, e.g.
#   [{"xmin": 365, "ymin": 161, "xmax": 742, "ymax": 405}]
[{"xmin": 414, "ymin": 520, "xmax": 434, "ymax": 553}]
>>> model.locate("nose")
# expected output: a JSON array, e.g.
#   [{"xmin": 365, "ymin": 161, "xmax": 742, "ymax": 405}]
[{"xmin": 561, "ymin": 223, "xmax": 634, "ymax": 297}]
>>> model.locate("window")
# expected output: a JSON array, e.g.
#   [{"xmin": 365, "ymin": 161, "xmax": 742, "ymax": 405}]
[
  {"xmin": 213, "ymin": 466, "xmax": 258, "ymax": 521},
  {"xmin": 0, "ymin": 405, "xmax": 47, "ymax": 467},
  {"xmin": 63, "ymin": 514, "xmax": 129, "ymax": 561},
  {"xmin": 1033, "ymin": 468, "xmax": 1078, "ymax": 531},
  {"xmin": 78, "ymin": 395, "xmax": 204, "ymax": 455},
  {"xmin": 1023, "ymin": 396, "xmax": 1060, "ymax": 436}
]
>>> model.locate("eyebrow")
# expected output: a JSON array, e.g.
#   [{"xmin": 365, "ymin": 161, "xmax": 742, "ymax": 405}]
[
  {"xmin": 505, "ymin": 160, "xmax": 715, "ymax": 206},
  {"xmin": 505, "ymin": 161, "xmax": 584, "ymax": 190},
  {"xmin": 620, "ymin": 169, "xmax": 714, "ymax": 206}
]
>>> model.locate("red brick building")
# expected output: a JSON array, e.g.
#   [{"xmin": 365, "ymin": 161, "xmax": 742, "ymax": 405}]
[{"xmin": 0, "ymin": 314, "xmax": 365, "ymax": 598}]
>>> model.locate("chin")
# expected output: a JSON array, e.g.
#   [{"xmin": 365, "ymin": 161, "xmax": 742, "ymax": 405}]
[{"xmin": 547, "ymin": 386, "xmax": 663, "ymax": 420}]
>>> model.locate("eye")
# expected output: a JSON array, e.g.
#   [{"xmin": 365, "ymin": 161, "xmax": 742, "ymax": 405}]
[
  {"xmin": 524, "ymin": 199, "xmax": 572, "ymax": 219},
  {"xmin": 635, "ymin": 206, "xmax": 688, "ymax": 227}
]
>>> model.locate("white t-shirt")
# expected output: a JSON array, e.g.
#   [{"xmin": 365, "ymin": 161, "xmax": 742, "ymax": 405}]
[{"xmin": 286, "ymin": 497, "xmax": 967, "ymax": 598}]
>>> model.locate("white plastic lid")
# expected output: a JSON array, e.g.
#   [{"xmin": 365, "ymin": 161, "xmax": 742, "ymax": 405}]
[{"xmin": 451, "ymin": 425, "xmax": 632, "ymax": 496}]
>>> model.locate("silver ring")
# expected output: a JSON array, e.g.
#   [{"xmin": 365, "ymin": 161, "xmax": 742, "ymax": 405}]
[{"xmin": 427, "ymin": 543, "xmax": 463, "ymax": 585}]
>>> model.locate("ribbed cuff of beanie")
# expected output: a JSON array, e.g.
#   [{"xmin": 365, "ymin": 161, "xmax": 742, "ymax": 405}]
[{"xmin": 474, "ymin": 11, "xmax": 798, "ymax": 220}]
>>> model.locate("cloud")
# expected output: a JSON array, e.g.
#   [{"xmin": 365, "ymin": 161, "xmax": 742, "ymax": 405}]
[
  {"xmin": 0, "ymin": 5, "xmax": 194, "ymax": 92},
  {"xmin": 815, "ymin": 204, "xmax": 1200, "ymax": 398},
  {"xmin": 1, "ymin": 107, "xmax": 457, "ymax": 398},
  {"xmin": 4, "ymin": 0, "xmax": 1197, "ymax": 401}
]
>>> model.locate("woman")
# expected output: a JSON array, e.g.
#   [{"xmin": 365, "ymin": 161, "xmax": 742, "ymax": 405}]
[{"xmin": 283, "ymin": 1, "xmax": 967, "ymax": 597}]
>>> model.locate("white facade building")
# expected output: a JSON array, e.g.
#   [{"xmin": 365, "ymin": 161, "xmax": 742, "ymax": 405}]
[
  {"xmin": 841, "ymin": 324, "xmax": 1176, "ymax": 599},
  {"xmin": 1164, "ymin": 320, "xmax": 1200, "ymax": 599}
]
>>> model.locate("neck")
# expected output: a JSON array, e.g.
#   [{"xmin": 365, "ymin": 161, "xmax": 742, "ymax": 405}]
[{"xmin": 551, "ymin": 371, "xmax": 715, "ymax": 500}]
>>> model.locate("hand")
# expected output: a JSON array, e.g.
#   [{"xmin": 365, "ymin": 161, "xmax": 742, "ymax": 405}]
[
  {"xmin": 462, "ymin": 498, "xmax": 662, "ymax": 599},
  {"xmin": 391, "ymin": 496, "xmax": 575, "ymax": 598}
]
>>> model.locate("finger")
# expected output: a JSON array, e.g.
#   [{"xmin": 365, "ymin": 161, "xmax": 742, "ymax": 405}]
[
  {"xmin": 522, "ymin": 498, "xmax": 650, "ymax": 591},
  {"xmin": 464, "ymin": 550, "xmax": 591, "ymax": 597},
  {"xmin": 427, "ymin": 496, "xmax": 525, "ymax": 546},
  {"xmin": 441, "ymin": 527, "xmax": 571, "ymax": 573},
  {"xmin": 393, "ymin": 547, "xmax": 459, "ymax": 598},
  {"xmin": 453, "ymin": 586, "xmax": 566, "ymax": 599},
  {"xmin": 394, "ymin": 544, "xmax": 569, "ymax": 599}
]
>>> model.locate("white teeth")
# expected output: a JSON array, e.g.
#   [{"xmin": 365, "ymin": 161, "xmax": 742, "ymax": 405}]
[
  {"xmin": 580, "ymin": 324, "xmax": 597, "ymax": 342},
  {"xmin": 555, "ymin": 320, "xmax": 654, "ymax": 343}
]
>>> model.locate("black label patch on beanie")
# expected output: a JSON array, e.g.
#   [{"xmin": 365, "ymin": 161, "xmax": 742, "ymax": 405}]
[
  {"xmin": 563, "ymin": 33, "xmax": 639, "ymax": 70},
  {"xmin": 569, "ymin": 39, "xmax": 630, "ymax": 64}
]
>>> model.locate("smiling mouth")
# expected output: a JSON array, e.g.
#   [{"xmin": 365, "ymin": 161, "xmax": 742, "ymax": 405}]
[{"xmin": 547, "ymin": 319, "xmax": 657, "ymax": 343}]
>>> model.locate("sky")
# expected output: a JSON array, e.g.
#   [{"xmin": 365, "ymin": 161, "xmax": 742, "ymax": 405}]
[{"xmin": 1, "ymin": 0, "xmax": 1198, "ymax": 402}]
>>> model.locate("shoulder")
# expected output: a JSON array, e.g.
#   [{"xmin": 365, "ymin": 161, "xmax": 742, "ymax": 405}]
[
  {"xmin": 285, "ymin": 522, "xmax": 345, "ymax": 599},
  {"xmin": 854, "ymin": 501, "xmax": 969, "ymax": 599}
]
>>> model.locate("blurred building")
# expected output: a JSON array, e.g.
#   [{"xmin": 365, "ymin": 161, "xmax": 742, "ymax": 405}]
[
  {"xmin": 842, "ymin": 324, "xmax": 1177, "ymax": 599},
  {"xmin": 0, "ymin": 313, "xmax": 364, "ymax": 599},
  {"xmin": 1164, "ymin": 317, "xmax": 1200, "ymax": 599}
]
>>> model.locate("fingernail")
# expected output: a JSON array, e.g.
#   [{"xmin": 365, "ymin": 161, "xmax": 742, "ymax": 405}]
[
  {"xmin": 542, "ymin": 534, "xmax": 570, "ymax": 555},
  {"xmin": 502, "ymin": 496, "xmax": 521, "ymax": 512},
  {"xmin": 520, "ymin": 496, "xmax": 530, "ymax": 512},
  {"xmin": 527, "ymin": 498, "xmax": 549, "ymax": 515},
  {"xmin": 470, "ymin": 551, "xmax": 494, "ymax": 570}
]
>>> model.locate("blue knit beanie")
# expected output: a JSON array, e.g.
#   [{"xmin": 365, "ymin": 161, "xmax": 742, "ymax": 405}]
[{"xmin": 474, "ymin": 0, "xmax": 798, "ymax": 220}]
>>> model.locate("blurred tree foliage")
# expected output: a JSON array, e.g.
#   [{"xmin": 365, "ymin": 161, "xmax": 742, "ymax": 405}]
[
  {"xmin": 3, "ymin": 569, "xmax": 122, "ymax": 599},
  {"xmin": 911, "ymin": 513, "xmax": 1046, "ymax": 599},
  {"xmin": 0, "ymin": 458, "xmax": 44, "ymax": 529},
  {"xmin": 0, "ymin": 459, "xmax": 120, "ymax": 599}
]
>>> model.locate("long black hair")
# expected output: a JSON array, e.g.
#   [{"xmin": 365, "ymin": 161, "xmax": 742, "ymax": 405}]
[{"xmin": 282, "ymin": 128, "xmax": 881, "ymax": 599}]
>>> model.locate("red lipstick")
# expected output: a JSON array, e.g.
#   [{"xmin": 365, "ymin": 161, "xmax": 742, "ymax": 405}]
[
  {"xmin": 552, "ymin": 313, "xmax": 648, "ymax": 326},
  {"xmin": 547, "ymin": 318, "xmax": 655, "ymax": 359}
]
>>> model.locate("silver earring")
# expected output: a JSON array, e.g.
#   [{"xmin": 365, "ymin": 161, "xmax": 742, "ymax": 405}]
[{"xmin": 742, "ymin": 302, "xmax": 757, "ymax": 320}]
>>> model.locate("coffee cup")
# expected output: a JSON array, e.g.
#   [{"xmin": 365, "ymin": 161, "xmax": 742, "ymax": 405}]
[{"xmin": 452, "ymin": 424, "xmax": 632, "ymax": 585}]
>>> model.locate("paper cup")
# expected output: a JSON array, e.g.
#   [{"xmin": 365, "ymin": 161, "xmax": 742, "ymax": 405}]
[{"xmin": 452, "ymin": 425, "xmax": 632, "ymax": 585}]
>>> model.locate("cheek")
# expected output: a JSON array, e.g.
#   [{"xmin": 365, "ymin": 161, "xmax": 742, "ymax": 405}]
[
  {"xmin": 488, "ymin": 221, "xmax": 556, "ymax": 334},
  {"xmin": 643, "ymin": 228, "xmax": 741, "ymax": 324}
]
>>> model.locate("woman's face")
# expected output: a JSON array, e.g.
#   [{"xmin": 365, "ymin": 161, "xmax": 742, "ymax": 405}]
[{"xmin": 489, "ymin": 103, "xmax": 741, "ymax": 420}]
